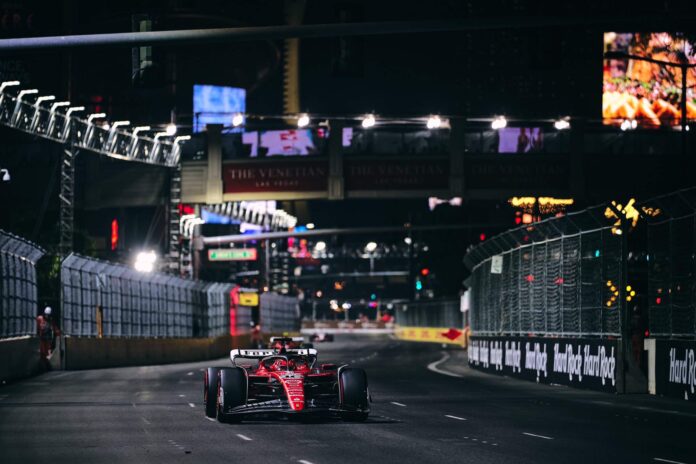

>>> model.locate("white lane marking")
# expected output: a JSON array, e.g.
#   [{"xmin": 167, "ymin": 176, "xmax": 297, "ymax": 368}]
[
  {"xmin": 427, "ymin": 352, "xmax": 463, "ymax": 378},
  {"xmin": 178, "ymin": 394, "xmax": 186, "ymax": 397},
  {"xmin": 205, "ymin": 416, "xmax": 216, "ymax": 422},
  {"xmin": 188, "ymin": 403, "xmax": 196, "ymax": 408},
  {"xmin": 390, "ymin": 402, "xmax": 406, "ymax": 407},
  {"xmin": 186, "ymin": 372, "xmax": 194, "ymax": 376},
  {"xmin": 654, "ymin": 458, "xmax": 688, "ymax": 464},
  {"xmin": 445, "ymin": 415, "xmax": 467, "ymax": 421},
  {"xmin": 298, "ymin": 460, "xmax": 315, "ymax": 464},
  {"xmin": 236, "ymin": 434, "xmax": 252, "ymax": 441},
  {"xmin": 523, "ymin": 432, "xmax": 553, "ymax": 440}
]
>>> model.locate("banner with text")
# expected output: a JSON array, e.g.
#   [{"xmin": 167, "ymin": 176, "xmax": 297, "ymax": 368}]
[
  {"xmin": 655, "ymin": 339, "xmax": 696, "ymax": 401},
  {"xmin": 469, "ymin": 336, "xmax": 618, "ymax": 393}
]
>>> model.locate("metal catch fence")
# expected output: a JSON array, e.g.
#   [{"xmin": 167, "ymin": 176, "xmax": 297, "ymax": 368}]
[
  {"xmin": 61, "ymin": 254, "xmax": 232, "ymax": 338},
  {"xmin": 0, "ymin": 230, "xmax": 45, "ymax": 339},
  {"xmin": 640, "ymin": 188, "xmax": 696, "ymax": 339},
  {"xmin": 464, "ymin": 205, "xmax": 623, "ymax": 338},
  {"xmin": 395, "ymin": 300, "xmax": 463, "ymax": 328},
  {"xmin": 260, "ymin": 293, "xmax": 300, "ymax": 334}
]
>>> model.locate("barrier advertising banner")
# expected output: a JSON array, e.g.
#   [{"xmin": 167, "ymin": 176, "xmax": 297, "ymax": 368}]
[
  {"xmin": 469, "ymin": 336, "xmax": 618, "ymax": 393},
  {"xmin": 654, "ymin": 339, "xmax": 696, "ymax": 401}
]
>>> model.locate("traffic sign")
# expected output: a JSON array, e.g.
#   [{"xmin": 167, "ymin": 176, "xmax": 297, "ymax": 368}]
[{"xmin": 208, "ymin": 248, "xmax": 258, "ymax": 261}]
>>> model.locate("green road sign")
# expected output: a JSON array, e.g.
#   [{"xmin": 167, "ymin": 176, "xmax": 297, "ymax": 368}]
[{"xmin": 207, "ymin": 248, "xmax": 258, "ymax": 261}]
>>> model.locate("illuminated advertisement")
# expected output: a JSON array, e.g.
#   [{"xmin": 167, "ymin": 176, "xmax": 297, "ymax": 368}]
[
  {"xmin": 603, "ymin": 32, "xmax": 696, "ymax": 127},
  {"xmin": 193, "ymin": 84, "xmax": 246, "ymax": 132},
  {"xmin": 241, "ymin": 130, "xmax": 317, "ymax": 157},
  {"xmin": 498, "ymin": 127, "xmax": 543, "ymax": 153}
]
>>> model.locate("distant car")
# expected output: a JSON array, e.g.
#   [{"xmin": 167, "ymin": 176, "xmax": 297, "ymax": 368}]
[
  {"xmin": 309, "ymin": 333, "xmax": 334, "ymax": 343},
  {"xmin": 203, "ymin": 337, "xmax": 370, "ymax": 423}
]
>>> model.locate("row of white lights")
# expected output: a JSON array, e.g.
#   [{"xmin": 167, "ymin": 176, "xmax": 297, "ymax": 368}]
[
  {"xmin": 229, "ymin": 112, "xmax": 446, "ymax": 130},
  {"xmin": 1, "ymin": 80, "xmax": 191, "ymax": 145},
  {"xmin": 229, "ymin": 111, "xmax": 574, "ymax": 131}
]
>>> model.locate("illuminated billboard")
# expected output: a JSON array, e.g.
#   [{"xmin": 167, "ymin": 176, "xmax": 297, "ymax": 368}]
[
  {"xmin": 193, "ymin": 84, "xmax": 246, "ymax": 132},
  {"xmin": 603, "ymin": 32, "xmax": 696, "ymax": 127}
]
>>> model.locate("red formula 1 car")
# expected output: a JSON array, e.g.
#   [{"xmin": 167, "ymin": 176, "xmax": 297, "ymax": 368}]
[{"xmin": 203, "ymin": 337, "xmax": 370, "ymax": 423}]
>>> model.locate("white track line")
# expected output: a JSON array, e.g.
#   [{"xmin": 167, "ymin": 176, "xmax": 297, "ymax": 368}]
[
  {"xmin": 236, "ymin": 434, "xmax": 252, "ymax": 441},
  {"xmin": 188, "ymin": 403, "xmax": 195, "ymax": 408},
  {"xmin": 390, "ymin": 402, "xmax": 406, "ymax": 407},
  {"xmin": 445, "ymin": 415, "xmax": 467, "ymax": 421},
  {"xmin": 186, "ymin": 372, "xmax": 193, "ymax": 376},
  {"xmin": 205, "ymin": 417, "xmax": 216, "ymax": 422},
  {"xmin": 523, "ymin": 432, "xmax": 553, "ymax": 440},
  {"xmin": 298, "ymin": 460, "xmax": 315, "ymax": 464},
  {"xmin": 654, "ymin": 458, "xmax": 687, "ymax": 464},
  {"xmin": 427, "ymin": 352, "xmax": 463, "ymax": 378}
]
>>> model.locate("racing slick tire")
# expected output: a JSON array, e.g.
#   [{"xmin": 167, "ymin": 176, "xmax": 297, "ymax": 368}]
[
  {"xmin": 217, "ymin": 367, "xmax": 247, "ymax": 423},
  {"xmin": 204, "ymin": 367, "xmax": 220, "ymax": 418},
  {"xmin": 339, "ymin": 367, "xmax": 369, "ymax": 422}
]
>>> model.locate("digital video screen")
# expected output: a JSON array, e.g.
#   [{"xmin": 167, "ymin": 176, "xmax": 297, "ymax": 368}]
[
  {"xmin": 603, "ymin": 32, "xmax": 696, "ymax": 127},
  {"xmin": 193, "ymin": 84, "xmax": 246, "ymax": 132},
  {"xmin": 498, "ymin": 127, "xmax": 543, "ymax": 153},
  {"xmin": 241, "ymin": 129, "xmax": 317, "ymax": 157}
]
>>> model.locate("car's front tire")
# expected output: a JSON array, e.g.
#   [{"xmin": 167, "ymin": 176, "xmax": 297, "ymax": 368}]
[
  {"xmin": 339, "ymin": 367, "xmax": 370, "ymax": 422},
  {"xmin": 217, "ymin": 367, "xmax": 247, "ymax": 423},
  {"xmin": 204, "ymin": 367, "xmax": 220, "ymax": 418}
]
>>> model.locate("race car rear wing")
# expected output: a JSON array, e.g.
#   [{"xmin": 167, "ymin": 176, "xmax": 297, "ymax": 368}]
[{"xmin": 230, "ymin": 348, "xmax": 318, "ymax": 364}]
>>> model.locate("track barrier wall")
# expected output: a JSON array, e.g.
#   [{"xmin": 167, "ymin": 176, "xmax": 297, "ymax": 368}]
[
  {"xmin": 394, "ymin": 300, "xmax": 467, "ymax": 347},
  {"xmin": 260, "ymin": 293, "xmax": 300, "ymax": 334},
  {"xmin": 0, "ymin": 230, "xmax": 45, "ymax": 339}
]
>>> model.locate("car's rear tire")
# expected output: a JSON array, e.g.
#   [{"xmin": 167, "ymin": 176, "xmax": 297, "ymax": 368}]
[
  {"xmin": 204, "ymin": 367, "xmax": 220, "ymax": 418},
  {"xmin": 339, "ymin": 367, "xmax": 369, "ymax": 422},
  {"xmin": 217, "ymin": 367, "xmax": 247, "ymax": 423}
]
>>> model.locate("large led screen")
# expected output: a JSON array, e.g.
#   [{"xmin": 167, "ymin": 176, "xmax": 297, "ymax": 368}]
[
  {"xmin": 193, "ymin": 84, "xmax": 246, "ymax": 132},
  {"xmin": 603, "ymin": 32, "xmax": 696, "ymax": 127}
]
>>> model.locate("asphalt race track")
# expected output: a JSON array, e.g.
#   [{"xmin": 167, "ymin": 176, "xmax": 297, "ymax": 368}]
[{"xmin": 1, "ymin": 335, "xmax": 695, "ymax": 464}]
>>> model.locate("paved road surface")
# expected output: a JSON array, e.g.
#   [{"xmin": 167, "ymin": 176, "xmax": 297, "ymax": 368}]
[{"xmin": 1, "ymin": 335, "xmax": 695, "ymax": 464}]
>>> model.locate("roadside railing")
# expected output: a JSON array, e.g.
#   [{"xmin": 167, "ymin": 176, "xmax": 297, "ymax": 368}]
[
  {"xmin": 464, "ymin": 205, "xmax": 623, "ymax": 338},
  {"xmin": 260, "ymin": 293, "xmax": 300, "ymax": 334},
  {"xmin": 0, "ymin": 230, "xmax": 45, "ymax": 339},
  {"xmin": 61, "ymin": 254, "xmax": 232, "ymax": 338}
]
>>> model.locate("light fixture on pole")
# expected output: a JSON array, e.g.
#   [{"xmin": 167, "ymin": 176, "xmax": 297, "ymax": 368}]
[
  {"xmin": 297, "ymin": 113, "xmax": 310, "ymax": 128},
  {"xmin": 45, "ymin": 101, "xmax": 70, "ymax": 136},
  {"xmin": 491, "ymin": 116, "xmax": 507, "ymax": 130},
  {"xmin": 426, "ymin": 115, "xmax": 442, "ymax": 129},
  {"xmin": 65, "ymin": 106, "xmax": 85, "ymax": 118},
  {"xmin": 231, "ymin": 112, "xmax": 245, "ymax": 127},
  {"xmin": 0, "ymin": 80, "xmax": 20, "ymax": 93},
  {"xmin": 107, "ymin": 120, "xmax": 130, "ymax": 152},
  {"xmin": 165, "ymin": 123, "xmax": 177, "ymax": 136},
  {"xmin": 365, "ymin": 241, "xmax": 378, "ymax": 253},
  {"xmin": 131, "ymin": 125, "xmax": 151, "ymax": 137},
  {"xmin": 134, "ymin": 250, "xmax": 157, "ymax": 273},
  {"xmin": 361, "ymin": 114, "xmax": 376, "ymax": 129},
  {"xmin": 35, "ymin": 95, "xmax": 55, "ymax": 106},
  {"xmin": 314, "ymin": 241, "xmax": 327, "ymax": 252},
  {"xmin": 11, "ymin": 89, "xmax": 38, "ymax": 125},
  {"xmin": 554, "ymin": 118, "xmax": 570, "ymax": 130},
  {"xmin": 87, "ymin": 113, "xmax": 106, "ymax": 124},
  {"xmin": 29, "ymin": 96, "xmax": 56, "ymax": 131}
]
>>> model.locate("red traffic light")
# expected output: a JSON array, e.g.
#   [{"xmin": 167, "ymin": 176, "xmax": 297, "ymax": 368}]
[
  {"xmin": 420, "ymin": 268, "xmax": 430, "ymax": 276},
  {"xmin": 479, "ymin": 233, "xmax": 486, "ymax": 241}
]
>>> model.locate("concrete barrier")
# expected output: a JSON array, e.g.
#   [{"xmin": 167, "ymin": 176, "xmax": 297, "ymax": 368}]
[
  {"xmin": 62, "ymin": 334, "xmax": 251, "ymax": 370},
  {"xmin": 0, "ymin": 336, "xmax": 41, "ymax": 382}
]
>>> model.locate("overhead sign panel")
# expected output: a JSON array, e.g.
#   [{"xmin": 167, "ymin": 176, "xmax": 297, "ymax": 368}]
[{"xmin": 208, "ymin": 248, "xmax": 257, "ymax": 261}]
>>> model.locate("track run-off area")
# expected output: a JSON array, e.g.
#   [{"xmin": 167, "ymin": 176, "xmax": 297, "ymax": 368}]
[{"xmin": 1, "ymin": 335, "xmax": 695, "ymax": 464}]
